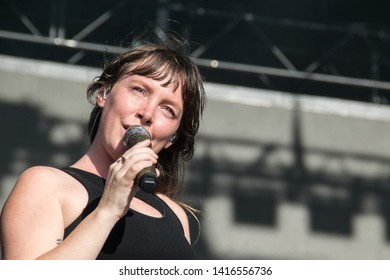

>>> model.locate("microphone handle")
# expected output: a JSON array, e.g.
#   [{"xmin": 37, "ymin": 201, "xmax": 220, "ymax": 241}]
[{"xmin": 136, "ymin": 165, "xmax": 157, "ymax": 193}]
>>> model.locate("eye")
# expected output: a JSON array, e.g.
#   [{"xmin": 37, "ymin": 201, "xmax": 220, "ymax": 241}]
[
  {"xmin": 130, "ymin": 86, "xmax": 146, "ymax": 97},
  {"xmin": 162, "ymin": 105, "xmax": 177, "ymax": 119}
]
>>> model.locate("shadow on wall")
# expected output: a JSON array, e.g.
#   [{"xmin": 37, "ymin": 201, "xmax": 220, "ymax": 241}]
[
  {"xmin": 184, "ymin": 101, "xmax": 390, "ymax": 259},
  {"xmin": 186, "ymin": 134, "xmax": 390, "ymax": 254},
  {"xmin": 0, "ymin": 100, "xmax": 89, "ymax": 205}
]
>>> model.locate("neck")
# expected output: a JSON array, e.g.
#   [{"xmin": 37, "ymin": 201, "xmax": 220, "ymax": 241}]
[{"xmin": 71, "ymin": 140, "xmax": 114, "ymax": 179}]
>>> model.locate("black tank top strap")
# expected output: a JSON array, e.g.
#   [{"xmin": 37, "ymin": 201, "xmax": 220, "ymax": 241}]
[
  {"xmin": 61, "ymin": 167, "xmax": 105, "ymax": 237},
  {"xmin": 61, "ymin": 166, "xmax": 105, "ymax": 201}
]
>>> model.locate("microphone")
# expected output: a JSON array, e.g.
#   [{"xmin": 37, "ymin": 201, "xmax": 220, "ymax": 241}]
[{"xmin": 123, "ymin": 125, "xmax": 158, "ymax": 193}]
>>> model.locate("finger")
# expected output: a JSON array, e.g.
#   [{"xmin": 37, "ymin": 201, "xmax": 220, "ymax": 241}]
[
  {"xmin": 114, "ymin": 150, "xmax": 156, "ymax": 178},
  {"xmin": 122, "ymin": 146, "xmax": 158, "ymax": 161},
  {"xmin": 124, "ymin": 159, "xmax": 155, "ymax": 177},
  {"xmin": 128, "ymin": 139, "xmax": 152, "ymax": 149},
  {"xmin": 115, "ymin": 156, "xmax": 126, "ymax": 164}
]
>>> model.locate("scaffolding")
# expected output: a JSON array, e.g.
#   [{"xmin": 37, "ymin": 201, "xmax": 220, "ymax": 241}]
[{"xmin": 1, "ymin": 0, "xmax": 390, "ymax": 101}]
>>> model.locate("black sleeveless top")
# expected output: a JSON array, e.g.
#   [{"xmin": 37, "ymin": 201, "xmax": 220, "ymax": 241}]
[{"xmin": 61, "ymin": 167, "xmax": 196, "ymax": 260}]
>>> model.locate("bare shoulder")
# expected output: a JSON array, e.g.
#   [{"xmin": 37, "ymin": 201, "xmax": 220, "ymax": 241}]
[
  {"xmin": 11, "ymin": 166, "xmax": 70, "ymax": 196},
  {"xmin": 156, "ymin": 194, "xmax": 192, "ymax": 243},
  {"xmin": 12, "ymin": 165, "xmax": 53, "ymax": 187},
  {"xmin": 1, "ymin": 166, "xmax": 74, "ymax": 216},
  {"xmin": 13, "ymin": 165, "xmax": 88, "ymax": 219},
  {"xmin": 0, "ymin": 166, "xmax": 72, "ymax": 259},
  {"xmin": 29, "ymin": 165, "xmax": 69, "ymax": 177},
  {"xmin": 19, "ymin": 165, "xmax": 67, "ymax": 182}
]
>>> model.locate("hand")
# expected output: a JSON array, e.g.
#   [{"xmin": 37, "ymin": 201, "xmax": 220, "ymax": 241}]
[{"xmin": 97, "ymin": 139, "xmax": 158, "ymax": 219}]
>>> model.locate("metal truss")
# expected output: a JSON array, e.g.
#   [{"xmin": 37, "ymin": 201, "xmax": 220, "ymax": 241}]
[{"xmin": 1, "ymin": 0, "xmax": 390, "ymax": 101}]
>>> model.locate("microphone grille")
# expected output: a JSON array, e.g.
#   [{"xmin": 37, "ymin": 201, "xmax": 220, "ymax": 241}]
[{"xmin": 123, "ymin": 125, "xmax": 151, "ymax": 149}]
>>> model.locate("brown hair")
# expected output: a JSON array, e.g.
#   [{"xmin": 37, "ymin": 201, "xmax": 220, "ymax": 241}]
[{"xmin": 86, "ymin": 38, "xmax": 206, "ymax": 199}]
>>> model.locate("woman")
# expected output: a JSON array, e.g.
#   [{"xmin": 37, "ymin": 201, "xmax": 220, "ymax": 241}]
[{"xmin": 0, "ymin": 38, "xmax": 206, "ymax": 259}]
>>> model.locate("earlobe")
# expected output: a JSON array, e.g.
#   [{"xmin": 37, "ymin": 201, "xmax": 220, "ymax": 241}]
[
  {"xmin": 170, "ymin": 134, "xmax": 178, "ymax": 144},
  {"xmin": 164, "ymin": 134, "xmax": 178, "ymax": 149}
]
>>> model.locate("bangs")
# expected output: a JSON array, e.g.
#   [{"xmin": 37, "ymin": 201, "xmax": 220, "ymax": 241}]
[{"xmin": 125, "ymin": 52, "xmax": 184, "ymax": 92}]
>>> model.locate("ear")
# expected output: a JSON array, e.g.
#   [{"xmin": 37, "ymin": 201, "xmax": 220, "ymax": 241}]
[
  {"xmin": 164, "ymin": 134, "xmax": 178, "ymax": 149},
  {"xmin": 96, "ymin": 89, "xmax": 107, "ymax": 108}
]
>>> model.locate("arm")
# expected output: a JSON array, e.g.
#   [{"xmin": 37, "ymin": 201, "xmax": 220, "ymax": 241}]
[
  {"xmin": 0, "ymin": 166, "xmax": 119, "ymax": 259},
  {"xmin": 0, "ymin": 140, "xmax": 157, "ymax": 259}
]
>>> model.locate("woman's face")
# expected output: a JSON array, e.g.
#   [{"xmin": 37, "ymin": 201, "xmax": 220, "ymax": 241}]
[{"xmin": 96, "ymin": 72, "xmax": 183, "ymax": 161}]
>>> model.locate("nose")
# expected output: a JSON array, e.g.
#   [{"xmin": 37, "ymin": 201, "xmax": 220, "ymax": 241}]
[{"xmin": 136, "ymin": 102, "xmax": 154, "ymax": 126}]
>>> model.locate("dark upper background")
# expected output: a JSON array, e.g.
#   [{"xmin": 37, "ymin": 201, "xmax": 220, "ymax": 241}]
[{"xmin": 1, "ymin": 0, "xmax": 390, "ymax": 102}]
